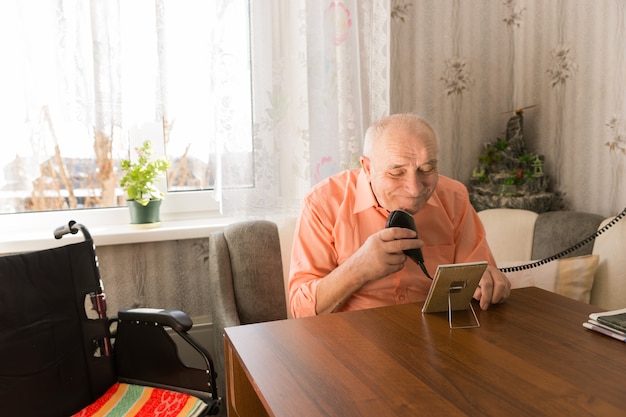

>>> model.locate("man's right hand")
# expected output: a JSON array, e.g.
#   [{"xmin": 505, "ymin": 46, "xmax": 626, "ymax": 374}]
[
  {"xmin": 350, "ymin": 227, "xmax": 424, "ymax": 284},
  {"xmin": 314, "ymin": 227, "xmax": 424, "ymax": 314}
]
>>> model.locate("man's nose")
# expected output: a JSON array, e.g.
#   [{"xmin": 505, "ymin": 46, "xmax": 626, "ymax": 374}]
[{"xmin": 405, "ymin": 173, "xmax": 423, "ymax": 195}]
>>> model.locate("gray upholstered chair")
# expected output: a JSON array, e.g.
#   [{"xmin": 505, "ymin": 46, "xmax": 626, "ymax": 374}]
[{"xmin": 208, "ymin": 220, "xmax": 288, "ymax": 414}]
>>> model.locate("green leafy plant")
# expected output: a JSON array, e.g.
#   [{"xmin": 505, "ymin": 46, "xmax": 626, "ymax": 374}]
[
  {"xmin": 119, "ymin": 140, "xmax": 171, "ymax": 206},
  {"xmin": 518, "ymin": 153, "xmax": 535, "ymax": 164},
  {"xmin": 478, "ymin": 144, "xmax": 503, "ymax": 165}
]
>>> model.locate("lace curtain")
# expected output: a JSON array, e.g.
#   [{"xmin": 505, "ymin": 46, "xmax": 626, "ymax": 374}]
[
  {"xmin": 0, "ymin": 0, "xmax": 389, "ymax": 218},
  {"xmin": 216, "ymin": 0, "xmax": 391, "ymax": 218}
]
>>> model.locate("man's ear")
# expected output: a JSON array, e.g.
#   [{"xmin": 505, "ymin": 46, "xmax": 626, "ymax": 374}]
[{"xmin": 360, "ymin": 156, "xmax": 371, "ymax": 176}]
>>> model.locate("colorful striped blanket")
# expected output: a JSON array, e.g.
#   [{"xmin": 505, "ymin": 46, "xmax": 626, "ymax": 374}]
[{"xmin": 72, "ymin": 382, "xmax": 208, "ymax": 417}]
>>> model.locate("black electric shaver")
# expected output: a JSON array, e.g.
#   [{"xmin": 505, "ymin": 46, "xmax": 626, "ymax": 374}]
[{"xmin": 385, "ymin": 210, "xmax": 432, "ymax": 279}]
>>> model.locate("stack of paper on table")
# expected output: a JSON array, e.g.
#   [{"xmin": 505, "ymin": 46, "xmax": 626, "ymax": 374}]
[{"xmin": 583, "ymin": 307, "xmax": 626, "ymax": 342}]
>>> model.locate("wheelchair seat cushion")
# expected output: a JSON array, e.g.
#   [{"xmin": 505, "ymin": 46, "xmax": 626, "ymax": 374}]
[{"xmin": 72, "ymin": 382, "xmax": 208, "ymax": 417}]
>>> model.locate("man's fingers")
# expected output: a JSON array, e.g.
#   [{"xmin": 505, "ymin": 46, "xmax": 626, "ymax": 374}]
[
  {"xmin": 475, "ymin": 266, "xmax": 511, "ymax": 310},
  {"xmin": 379, "ymin": 227, "xmax": 418, "ymax": 241}
]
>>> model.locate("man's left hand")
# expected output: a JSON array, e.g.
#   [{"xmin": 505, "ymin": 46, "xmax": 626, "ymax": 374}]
[{"xmin": 473, "ymin": 265, "xmax": 511, "ymax": 310}]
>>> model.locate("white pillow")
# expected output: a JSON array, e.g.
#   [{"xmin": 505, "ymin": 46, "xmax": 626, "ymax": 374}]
[{"xmin": 499, "ymin": 255, "xmax": 599, "ymax": 303}]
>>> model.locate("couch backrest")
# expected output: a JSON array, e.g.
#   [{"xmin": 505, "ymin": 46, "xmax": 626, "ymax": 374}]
[
  {"xmin": 479, "ymin": 208, "xmax": 625, "ymax": 310},
  {"xmin": 477, "ymin": 208, "xmax": 538, "ymax": 262},
  {"xmin": 591, "ymin": 216, "xmax": 626, "ymax": 310},
  {"xmin": 531, "ymin": 211, "xmax": 605, "ymax": 260}
]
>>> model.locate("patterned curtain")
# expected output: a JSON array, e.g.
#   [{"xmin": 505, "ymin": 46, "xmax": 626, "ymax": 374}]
[{"xmin": 216, "ymin": 0, "xmax": 391, "ymax": 218}]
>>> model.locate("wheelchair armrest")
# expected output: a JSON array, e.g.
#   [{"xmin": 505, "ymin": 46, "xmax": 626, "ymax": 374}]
[
  {"xmin": 118, "ymin": 308, "xmax": 193, "ymax": 332},
  {"xmin": 114, "ymin": 308, "xmax": 220, "ymax": 405}
]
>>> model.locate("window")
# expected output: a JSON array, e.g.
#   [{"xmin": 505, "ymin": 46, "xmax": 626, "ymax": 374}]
[{"xmin": 0, "ymin": 0, "xmax": 252, "ymax": 215}]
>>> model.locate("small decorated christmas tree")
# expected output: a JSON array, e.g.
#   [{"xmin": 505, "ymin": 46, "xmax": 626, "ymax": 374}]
[{"xmin": 468, "ymin": 109, "xmax": 561, "ymax": 213}]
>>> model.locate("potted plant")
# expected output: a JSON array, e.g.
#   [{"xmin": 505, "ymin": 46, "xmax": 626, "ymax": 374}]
[{"xmin": 119, "ymin": 140, "xmax": 170, "ymax": 227}]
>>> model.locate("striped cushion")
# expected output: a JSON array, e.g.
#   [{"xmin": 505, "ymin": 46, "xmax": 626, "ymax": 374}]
[{"xmin": 73, "ymin": 382, "xmax": 208, "ymax": 417}]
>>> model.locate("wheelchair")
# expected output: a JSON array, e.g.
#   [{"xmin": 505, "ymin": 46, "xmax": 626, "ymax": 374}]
[{"xmin": 0, "ymin": 221, "xmax": 221, "ymax": 416}]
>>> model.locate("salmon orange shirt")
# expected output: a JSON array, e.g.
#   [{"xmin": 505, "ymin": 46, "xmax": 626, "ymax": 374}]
[{"xmin": 288, "ymin": 168, "xmax": 497, "ymax": 318}]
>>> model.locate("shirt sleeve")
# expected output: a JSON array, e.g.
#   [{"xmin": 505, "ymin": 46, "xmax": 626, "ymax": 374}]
[{"xmin": 288, "ymin": 196, "xmax": 337, "ymax": 318}]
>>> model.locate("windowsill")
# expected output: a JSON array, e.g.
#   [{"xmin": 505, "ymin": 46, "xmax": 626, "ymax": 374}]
[{"xmin": 0, "ymin": 207, "xmax": 241, "ymax": 254}]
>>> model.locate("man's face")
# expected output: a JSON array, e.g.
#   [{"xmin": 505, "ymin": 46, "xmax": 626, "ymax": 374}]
[{"xmin": 361, "ymin": 125, "xmax": 439, "ymax": 215}]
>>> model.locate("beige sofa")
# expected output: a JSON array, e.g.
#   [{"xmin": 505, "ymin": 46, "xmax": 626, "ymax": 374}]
[
  {"xmin": 478, "ymin": 208, "xmax": 626, "ymax": 310},
  {"xmin": 277, "ymin": 208, "xmax": 626, "ymax": 313}
]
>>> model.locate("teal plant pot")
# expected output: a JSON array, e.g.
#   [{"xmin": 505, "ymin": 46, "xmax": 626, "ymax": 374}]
[{"xmin": 127, "ymin": 199, "xmax": 162, "ymax": 227}]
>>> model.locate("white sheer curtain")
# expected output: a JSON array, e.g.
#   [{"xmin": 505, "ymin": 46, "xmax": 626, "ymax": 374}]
[
  {"xmin": 0, "ymin": 0, "xmax": 390, "ymax": 218},
  {"xmin": 216, "ymin": 0, "xmax": 391, "ymax": 218},
  {"xmin": 2, "ymin": 0, "xmax": 242, "ymax": 212}
]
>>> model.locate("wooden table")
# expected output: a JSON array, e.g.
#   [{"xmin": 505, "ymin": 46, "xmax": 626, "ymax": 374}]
[{"xmin": 224, "ymin": 287, "xmax": 626, "ymax": 417}]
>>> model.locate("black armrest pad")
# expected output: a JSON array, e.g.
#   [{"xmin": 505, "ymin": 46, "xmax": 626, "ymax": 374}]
[{"xmin": 118, "ymin": 308, "xmax": 193, "ymax": 332}]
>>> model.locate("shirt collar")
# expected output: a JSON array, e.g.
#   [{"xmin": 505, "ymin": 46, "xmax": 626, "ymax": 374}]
[
  {"xmin": 354, "ymin": 169, "xmax": 379, "ymax": 214},
  {"xmin": 353, "ymin": 168, "xmax": 440, "ymax": 214}
]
